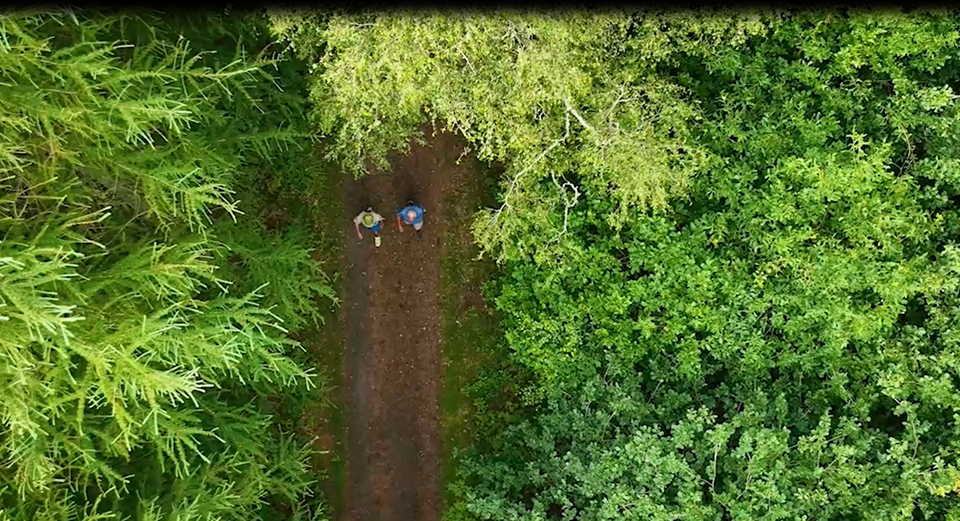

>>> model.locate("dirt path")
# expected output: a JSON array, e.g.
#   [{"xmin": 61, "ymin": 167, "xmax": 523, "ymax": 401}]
[{"xmin": 339, "ymin": 130, "xmax": 477, "ymax": 521}]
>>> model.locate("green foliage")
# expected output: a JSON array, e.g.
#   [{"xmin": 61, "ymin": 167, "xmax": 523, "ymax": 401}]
[
  {"xmin": 0, "ymin": 9, "xmax": 332, "ymax": 520},
  {"xmin": 271, "ymin": 10, "xmax": 777, "ymax": 261},
  {"xmin": 443, "ymin": 8, "xmax": 960, "ymax": 521},
  {"xmin": 275, "ymin": 7, "xmax": 960, "ymax": 521},
  {"xmin": 214, "ymin": 217, "xmax": 338, "ymax": 331}
]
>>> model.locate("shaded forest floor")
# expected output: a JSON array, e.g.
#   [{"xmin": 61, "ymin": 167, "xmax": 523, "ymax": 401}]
[{"xmin": 297, "ymin": 129, "xmax": 500, "ymax": 521}]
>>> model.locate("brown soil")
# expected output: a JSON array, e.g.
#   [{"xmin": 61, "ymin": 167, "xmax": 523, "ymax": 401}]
[{"xmin": 338, "ymin": 129, "xmax": 479, "ymax": 521}]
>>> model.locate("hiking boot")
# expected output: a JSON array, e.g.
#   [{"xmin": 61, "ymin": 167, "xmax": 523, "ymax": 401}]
[
  {"xmin": 416, "ymin": 229, "xmax": 423, "ymax": 240},
  {"xmin": 375, "ymin": 235, "xmax": 382, "ymax": 247}
]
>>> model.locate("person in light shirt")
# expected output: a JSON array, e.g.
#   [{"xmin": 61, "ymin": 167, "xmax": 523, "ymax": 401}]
[{"xmin": 354, "ymin": 207, "xmax": 385, "ymax": 247}]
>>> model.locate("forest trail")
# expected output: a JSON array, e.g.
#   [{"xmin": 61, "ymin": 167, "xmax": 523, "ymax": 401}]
[{"xmin": 338, "ymin": 130, "xmax": 479, "ymax": 521}]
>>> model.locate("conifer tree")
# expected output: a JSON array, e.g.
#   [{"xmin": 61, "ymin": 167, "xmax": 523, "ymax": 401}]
[{"xmin": 0, "ymin": 10, "xmax": 329, "ymax": 520}]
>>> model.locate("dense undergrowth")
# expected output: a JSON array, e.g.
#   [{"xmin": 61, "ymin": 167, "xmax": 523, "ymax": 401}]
[
  {"xmin": 275, "ymin": 8, "xmax": 960, "ymax": 520},
  {"xmin": 0, "ymin": 9, "xmax": 334, "ymax": 521}
]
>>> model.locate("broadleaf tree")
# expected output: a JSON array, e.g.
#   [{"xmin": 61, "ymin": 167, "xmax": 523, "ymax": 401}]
[{"xmin": 277, "ymin": 7, "xmax": 960, "ymax": 520}]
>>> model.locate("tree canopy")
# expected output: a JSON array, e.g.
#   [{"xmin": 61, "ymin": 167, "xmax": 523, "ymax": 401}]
[
  {"xmin": 0, "ymin": 10, "xmax": 332, "ymax": 520},
  {"xmin": 5, "ymin": 6, "xmax": 960, "ymax": 520},
  {"xmin": 274, "ymin": 8, "xmax": 960, "ymax": 520}
]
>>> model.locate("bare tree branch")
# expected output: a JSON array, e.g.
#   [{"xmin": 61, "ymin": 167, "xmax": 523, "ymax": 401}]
[
  {"xmin": 603, "ymin": 83, "xmax": 637, "ymax": 124},
  {"xmin": 456, "ymin": 143, "xmax": 472, "ymax": 165},
  {"xmin": 491, "ymin": 109, "xmax": 571, "ymax": 224},
  {"xmin": 489, "ymin": 98, "xmax": 592, "ymax": 234},
  {"xmin": 456, "ymin": 44, "xmax": 477, "ymax": 74},
  {"xmin": 549, "ymin": 171, "xmax": 580, "ymax": 243},
  {"xmin": 564, "ymin": 98, "xmax": 596, "ymax": 134}
]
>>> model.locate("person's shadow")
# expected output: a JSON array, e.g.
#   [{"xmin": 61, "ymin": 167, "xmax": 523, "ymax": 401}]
[{"xmin": 395, "ymin": 172, "xmax": 418, "ymax": 212}]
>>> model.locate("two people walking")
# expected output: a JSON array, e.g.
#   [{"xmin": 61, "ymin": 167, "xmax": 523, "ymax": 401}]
[{"xmin": 354, "ymin": 201, "xmax": 426, "ymax": 248}]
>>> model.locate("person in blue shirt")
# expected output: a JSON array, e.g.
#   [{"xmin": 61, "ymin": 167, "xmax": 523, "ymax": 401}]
[{"xmin": 396, "ymin": 201, "xmax": 426, "ymax": 238}]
